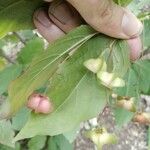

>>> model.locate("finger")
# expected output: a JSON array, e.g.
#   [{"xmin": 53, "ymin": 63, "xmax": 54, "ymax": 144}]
[
  {"xmin": 127, "ymin": 36, "xmax": 142, "ymax": 61},
  {"xmin": 66, "ymin": 0, "xmax": 143, "ymax": 39},
  {"xmin": 33, "ymin": 8, "xmax": 65, "ymax": 43},
  {"xmin": 49, "ymin": 1, "xmax": 83, "ymax": 33}
]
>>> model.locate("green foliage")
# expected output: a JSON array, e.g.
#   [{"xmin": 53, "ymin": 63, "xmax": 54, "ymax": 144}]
[
  {"xmin": 0, "ymin": 143, "xmax": 20, "ymax": 150},
  {"xmin": 114, "ymin": 0, "xmax": 133, "ymax": 6},
  {"xmin": 133, "ymin": 60, "xmax": 150, "ymax": 94},
  {"xmin": 16, "ymin": 30, "xmax": 36, "ymax": 41},
  {"xmin": 115, "ymin": 68, "xmax": 140, "ymax": 97},
  {"xmin": 48, "ymin": 135, "xmax": 73, "ymax": 150},
  {"xmin": 113, "ymin": 108, "xmax": 134, "ymax": 128},
  {"xmin": 12, "ymin": 107, "xmax": 30, "ymax": 131},
  {"xmin": 28, "ymin": 136, "xmax": 47, "ymax": 150},
  {"xmin": 0, "ymin": 57, "xmax": 7, "ymax": 71},
  {"xmin": 148, "ymin": 126, "xmax": 150, "ymax": 150},
  {"xmin": 0, "ymin": 65, "xmax": 22, "ymax": 95},
  {"xmin": 14, "ymin": 35, "xmax": 110, "ymax": 141},
  {"xmin": 8, "ymin": 26, "xmax": 97, "ymax": 115},
  {"xmin": 0, "ymin": 0, "xmax": 149, "ymax": 149},
  {"xmin": 0, "ymin": 120, "xmax": 15, "ymax": 147},
  {"xmin": 0, "ymin": 0, "xmax": 44, "ymax": 38},
  {"xmin": 111, "ymin": 41, "xmax": 130, "ymax": 77},
  {"xmin": 63, "ymin": 127, "xmax": 79, "ymax": 143},
  {"xmin": 17, "ymin": 37, "xmax": 44, "ymax": 65},
  {"xmin": 143, "ymin": 19, "xmax": 150, "ymax": 49}
]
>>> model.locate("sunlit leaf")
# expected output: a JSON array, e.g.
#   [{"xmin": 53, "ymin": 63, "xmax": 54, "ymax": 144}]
[
  {"xmin": 17, "ymin": 37, "xmax": 44, "ymax": 65},
  {"xmin": 13, "ymin": 35, "xmax": 109, "ymax": 141},
  {"xmin": 8, "ymin": 26, "xmax": 97, "ymax": 115},
  {"xmin": 28, "ymin": 136, "xmax": 47, "ymax": 150},
  {"xmin": 0, "ymin": 120, "xmax": 14, "ymax": 147},
  {"xmin": 0, "ymin": 0, "xmax": 44, "ymax": 38}
]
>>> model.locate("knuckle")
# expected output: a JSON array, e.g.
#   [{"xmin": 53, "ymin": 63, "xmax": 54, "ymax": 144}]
[
  {"xmin": 98, "ymin": 0, "xmax": 113, "ymax": 24},
  {"xmin": 88, "ymin": 0, "xmax": 113, "ymax": 26}
]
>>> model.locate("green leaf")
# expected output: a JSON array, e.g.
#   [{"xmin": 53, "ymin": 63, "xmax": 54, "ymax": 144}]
[
  {"xmin": 113, "ymin": 108, "xmax": 134, "ymax": 128},
  {"xmin": 12, "ymin": 107, "xmax": 30, "ymax": 131},
  {"xmin": 0, "ymin": 40, "xmax": 5, "ymax": 49},
  {"xmin": 28, "ymin": 136, "xmax": 47, "ymax": 150},
  {"xmin": 0, "ymin": 143, "xmax": 20, "ymax": 150},
  {"xmin": 13, "ymin": 35, "xmax": 109, "ymax": 141},
  {"xmin": 113, "ymin": 60, "xmax": 150, "ymax": 128},
  {"xmin": 63, "ymin": 127, "xmax": 79, "ymax": 143},
  {"xmin": 100, "ymin": 40, "xmax": 130, "ymax": 77},
  {"xmin": 48, "ymin": 137, "xmax": 58, "ymax": 150},
  {"xmin": 16, "ymin": 30, "xmax": 36, "ymax": 41},
  {"xmin": 133, "ymin": 59, "xmax": 150, "ymax": 94},
  {"xmin": 17, "ymin": 37, "xmax": 44, "ymax": 65},
  {"xmin": 0, "ymin": 65, "xmax": 22, "ymax": 95},
  {"xmin": 0, "ymin": 0, "xmax": 44, "ymax": 38},
  {"xmin": 0, "ymin": 57, "xmax": 7, "ymax": 71},
  {"xmin": 48, "ymin": 135, "xmax": 73, "ymax": 150},
  {"xmin": 15, "ymin": 74, "xmax": 107, "ymax": 141},
  {"xmin": 143, "ymin": 19, "xmax": 150, "ymax": 49},
  {"xmin": 0, "ymin": 120, "xmax": 15, "ymax": 147},
  {"xmin": 113, "ymin": 0, "xmax": 133, "ymax": 6},
  {"xmin": 112, "ymin": 41, "xmax": 130, "ymax": 77},
  {"xmin": 115, "ymin": 59, "xmax": 150, "ymax": 97},
  {"xmin": 1, "ymin": 33, "xmax": 19, "ymax": 44},
  {"xmin": 115, "ymin": 67, "xmax": 140, "ymax": 97},
  {"xmin": 148, "ymin": 126, "xmax": 150, "ymax": 150},
  {"xmin": 8, "ymin": 26, "xmax": 96, "ymax": 115}
]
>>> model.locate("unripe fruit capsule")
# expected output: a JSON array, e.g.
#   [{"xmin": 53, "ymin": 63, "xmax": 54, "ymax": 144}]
[
  {"xmin": 97, "ymin": 71, "xmax": 125, "ymax": 88},
  {"xmin": 133, "ymin": 112, "xmax": 150, "ymax": 125},
  {"xmin": 117, "ymin": 98, "xmax": 136, "ymax": 112},
  {"xmin": 84, "ymin": 58, "xmax": 106, "ymax": 73},
  {"xmin": 85, "ymin": 127, "xmax": 117, "ymax": 149}
]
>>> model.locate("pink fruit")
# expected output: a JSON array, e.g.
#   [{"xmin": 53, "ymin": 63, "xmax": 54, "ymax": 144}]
[
  {"xmin": 27, "ymin": 93, "xmax": 41, "ymax": 110},
  {"xmin": 27, "ymin": 93, "xmax": 53, "ymax": 114},
  {"xmin": 35, "ymin": 99, "xmax": 53, "ymax": 114}
]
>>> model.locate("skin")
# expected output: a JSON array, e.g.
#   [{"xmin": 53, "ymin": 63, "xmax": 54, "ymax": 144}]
[{"xmin": 28, "ymin": 0, "xmax": 143, "ymax": 114}]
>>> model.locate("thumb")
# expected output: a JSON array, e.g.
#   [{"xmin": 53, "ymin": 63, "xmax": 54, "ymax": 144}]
[{"xmin": 66, "ymin": 0, "xmax": 143, "ymax": 39}]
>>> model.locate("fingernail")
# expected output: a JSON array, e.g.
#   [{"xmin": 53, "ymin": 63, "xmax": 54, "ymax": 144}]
[
  {"xmin": 49, "ymin": 2, "xmax": 74, "ymax": 24},
  {"xmin": 122, "ymin": 10, "xmax": 143, "ymax": 38},
  {"xmin": 127, "ymin": 37, "xmax": 142, "ymax": 61},
  {"xmin": 34, "ymin": 9, "xmax": 52, "ymax": 27}
]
